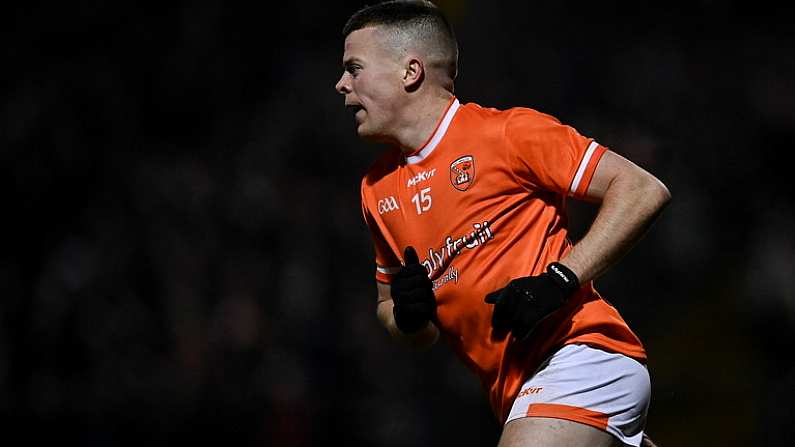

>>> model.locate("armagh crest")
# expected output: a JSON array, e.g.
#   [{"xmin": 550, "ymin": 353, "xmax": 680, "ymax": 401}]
[{"xmin": 450, "ymin": 155, "xmax": 475, "ymax": 191}]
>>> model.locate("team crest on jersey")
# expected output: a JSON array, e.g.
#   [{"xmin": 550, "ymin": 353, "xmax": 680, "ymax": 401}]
[{"xmin": 450, "ymin": 155, "xmax": 475, "ymax": 191}]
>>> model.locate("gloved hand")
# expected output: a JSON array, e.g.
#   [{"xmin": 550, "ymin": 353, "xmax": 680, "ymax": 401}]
[
  {"xmin": 391, "ymin": 246, "xmax": 436, "ymax": 333},
  {"xmin": 484, "ymin": 262, "xmax": 580, "ymax": 340}
]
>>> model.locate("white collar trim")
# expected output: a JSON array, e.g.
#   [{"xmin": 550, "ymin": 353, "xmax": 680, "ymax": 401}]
[{"xmin": 406, "ymin": 99, "xmax": 460, "ymax": 164}]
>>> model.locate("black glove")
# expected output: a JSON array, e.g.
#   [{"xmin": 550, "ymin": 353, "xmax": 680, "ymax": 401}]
[
  {"xmin": 484, "ymin": 262, "xmax": 580, "ymax": 340},
  {"xmin": 391, "ymin": 246, "xmax": 436, "ymax": 334}
]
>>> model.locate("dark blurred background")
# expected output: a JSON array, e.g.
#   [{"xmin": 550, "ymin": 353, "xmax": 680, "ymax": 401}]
[{"xmin": 2, "ymin": 1, "xmax": 793, "ymax": 446}]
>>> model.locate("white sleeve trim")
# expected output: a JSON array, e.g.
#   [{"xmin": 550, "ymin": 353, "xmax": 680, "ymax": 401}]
[
  {"xmin": 569, "ymin": 141, "xmax": 599, "ymax": 196},
  {"xmin": 376, "ymin": 265, "xmax": 401, "ymax": 275}
]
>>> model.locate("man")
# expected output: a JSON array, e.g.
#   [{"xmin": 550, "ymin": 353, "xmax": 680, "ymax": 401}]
[{"xmin": 335, "ymin": 1, "xmax": 670, "ymax": 446}]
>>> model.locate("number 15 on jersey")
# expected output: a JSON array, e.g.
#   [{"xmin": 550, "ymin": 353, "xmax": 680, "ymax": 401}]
[{"xmin": 411, "ymin": 187, "xmax": 432, "ymax": 215}]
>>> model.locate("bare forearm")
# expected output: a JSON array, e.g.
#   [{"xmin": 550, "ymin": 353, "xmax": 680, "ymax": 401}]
[
  {"xmin": 561, "ymin": 171, "xmax": 670, "ymax": 284},
  {"xmin": 376, "ymin": 299, "xmax": 439, "ymax": 350}
]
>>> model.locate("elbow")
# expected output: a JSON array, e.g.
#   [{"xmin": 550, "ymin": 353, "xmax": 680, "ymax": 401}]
[
  {"xmin": 655, "ymin": 177, "xmax": 672, "ymax": 208},
  {"xmin": 626, "ymin": 170, "xmax": 671, "ymax": 210},
  {"xmin": 643, "ymin": 174, "xmax": 671, "ymax": 214},
  {"xmin": 403, "ymin": 322, "xmax": 440, "ymax": 351},
  {"xmin": 623, "ymin": 170, "xmax": 670, "ymax": 214}
]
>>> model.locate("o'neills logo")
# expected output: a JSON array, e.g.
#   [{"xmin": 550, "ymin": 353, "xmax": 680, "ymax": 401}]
[{"xmin": 450, "ymin": 155, "xmax": 475, "ymax": 191}]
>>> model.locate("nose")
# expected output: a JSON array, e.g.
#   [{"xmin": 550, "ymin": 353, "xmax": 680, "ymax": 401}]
[{"xmin": 335, "ymin": 72, "xmax": 350, "ymax": 95}]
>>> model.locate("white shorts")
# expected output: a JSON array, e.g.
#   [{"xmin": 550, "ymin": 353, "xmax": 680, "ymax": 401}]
[{"xmin": 505, "ymin": 344, "xmax": 650, "ymax": 446}]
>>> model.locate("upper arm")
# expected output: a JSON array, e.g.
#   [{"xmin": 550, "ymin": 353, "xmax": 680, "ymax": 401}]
[
  {"xmin": 504, "ymin": 109, "xmax": 608, "ymax": 199},
  {"xmin": 584, "ymin": 150, "xmax": 670, "ymax": 203},
  {"xmin": 361, "ymin": 184, "xmax": 401, "ymax": 284}
]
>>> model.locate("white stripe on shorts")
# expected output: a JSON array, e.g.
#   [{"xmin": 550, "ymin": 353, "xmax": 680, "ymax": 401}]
[{"xmin": 505, "ymin": 344, "xmax": 650, "ymax": 446}]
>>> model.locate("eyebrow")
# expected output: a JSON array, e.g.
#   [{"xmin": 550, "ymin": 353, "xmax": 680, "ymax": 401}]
[{"xmin": 343, "ymin": 57, "xmax": 363, "ymax": 68}]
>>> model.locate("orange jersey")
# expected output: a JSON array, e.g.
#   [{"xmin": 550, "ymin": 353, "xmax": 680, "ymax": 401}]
[{"xmin": 360, "ymin": 97, "xmax": 646, "ymax": 422}]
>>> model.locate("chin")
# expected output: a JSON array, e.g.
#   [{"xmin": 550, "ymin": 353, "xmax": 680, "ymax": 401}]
[
  {"xmin": 356, "ymin": 124, "xmax": 379, "ymax": 141},
  {"xmin": 358, "ymin": 131, "xmax": 391, "ymax": 145},
  {"xmin": 355, "ymin": 120, "xmax": 392, "ymax": 144}
]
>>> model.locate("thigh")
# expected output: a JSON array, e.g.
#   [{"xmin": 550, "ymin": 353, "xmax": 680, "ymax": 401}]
[
  {"xmin": 498, "ymin": 417, "xmax": 623, "ymax": 447},
  {"xmin": 504, "ymin": 344, "xmax": 650, "ymax": 446}
]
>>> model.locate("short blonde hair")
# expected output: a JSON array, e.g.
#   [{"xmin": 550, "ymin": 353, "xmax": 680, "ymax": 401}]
[{"xmin": 342, "ymin": 1, "xmax": 458, "ymax": 81}]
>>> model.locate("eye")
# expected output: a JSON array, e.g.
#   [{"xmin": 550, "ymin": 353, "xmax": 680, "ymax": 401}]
[{"xmin": 346, "ymin": 64, "xmax": 362, "ymax": 77}]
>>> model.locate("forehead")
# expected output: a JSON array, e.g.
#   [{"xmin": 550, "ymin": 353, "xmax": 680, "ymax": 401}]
[{"xmin": 343, "ymin": 26, "xmax": 392, "ymax": 62}]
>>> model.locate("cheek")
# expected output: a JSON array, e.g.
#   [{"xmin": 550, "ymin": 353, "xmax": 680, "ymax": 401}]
[{"xmin": 358, "ymin": 72, "xmax": 399, "ymax": 102}]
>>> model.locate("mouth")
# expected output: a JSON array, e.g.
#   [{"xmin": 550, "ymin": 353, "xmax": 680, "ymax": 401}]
[{"xmin": 345, "ymin": 103, "xmax": 364, "ymax": 115}]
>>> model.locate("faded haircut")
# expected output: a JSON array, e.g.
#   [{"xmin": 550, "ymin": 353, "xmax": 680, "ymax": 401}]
[{"xmin": 343, "ymin": 0, "xmax": 458, "ymax": 81}]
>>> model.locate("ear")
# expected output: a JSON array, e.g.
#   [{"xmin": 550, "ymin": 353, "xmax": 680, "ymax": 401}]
[{"xmin": 403, "ymin": 57, "xmax": 424, "ymax": 92}]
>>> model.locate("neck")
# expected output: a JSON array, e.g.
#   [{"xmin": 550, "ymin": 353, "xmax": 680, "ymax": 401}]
[{"xmin": 392, "ymin": 92, "xmax": 454, "ymax": 154}]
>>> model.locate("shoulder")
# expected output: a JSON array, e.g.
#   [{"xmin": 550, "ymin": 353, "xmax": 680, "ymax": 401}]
[
  {"xmin": 504, "ymin": 106, "xmax": 563, "ymax": 133},
  {"xmin": 457, "ymin": 102, "xmax": 561, "ymax": 134},
  {"xmin": 361, "ymin": 146, "xmax": 402, "ymax": 191}
]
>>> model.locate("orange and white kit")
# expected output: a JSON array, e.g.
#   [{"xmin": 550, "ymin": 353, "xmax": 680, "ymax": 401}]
[{"xmin": 360, "ymin": 97, "xmax": 648, "ymax": 424}]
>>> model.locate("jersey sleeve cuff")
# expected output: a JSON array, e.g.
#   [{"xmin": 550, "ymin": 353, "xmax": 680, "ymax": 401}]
[
  {"xmin": 375, "ymin": 264, "xmax": 400, "ymax": 284},
  {"xmin": 568, "ymin": 140, "xmax": 607, "ymax": 198}
]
